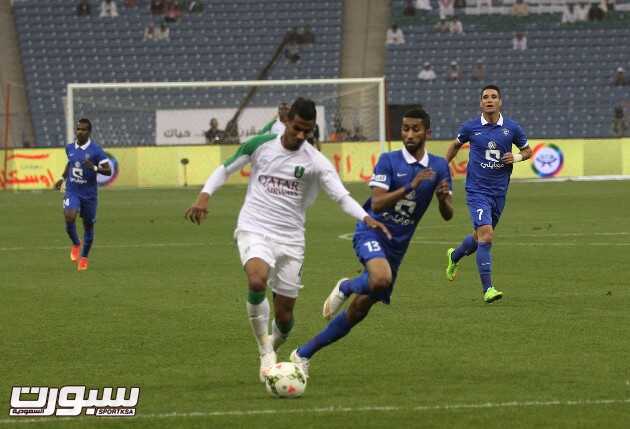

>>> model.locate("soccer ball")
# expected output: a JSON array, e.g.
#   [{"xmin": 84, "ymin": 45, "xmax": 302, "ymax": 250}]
[{"xmin": 264, "ymin": 362, "xmax": 307, "ymax": 398}]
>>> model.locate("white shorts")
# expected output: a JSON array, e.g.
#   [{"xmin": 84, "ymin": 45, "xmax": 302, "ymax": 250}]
[{"xmin": 235, "ymin": 230, "xmax": 304, "ymax": 299}]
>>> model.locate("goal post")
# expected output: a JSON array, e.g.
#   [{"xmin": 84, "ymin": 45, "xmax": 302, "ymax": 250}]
[{"xmin": 66, "ymin": 77, "xmax": 387, "ymax": 149}]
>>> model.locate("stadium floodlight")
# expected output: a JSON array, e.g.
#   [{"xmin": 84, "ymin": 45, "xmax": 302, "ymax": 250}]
[{"xmin": 66, "ymin": 78, "xmax": 386, "ymax": 149}]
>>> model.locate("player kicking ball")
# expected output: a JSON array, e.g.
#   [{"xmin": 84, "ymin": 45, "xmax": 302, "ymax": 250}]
[
  {"xmin": 290, "ymin": 108, "xmax": 453, "ymax": 376},
  {"xmin": 185, "ymin": 98, "xmax": 390, "ymax": 383},
  {"xmin": 55, "ymin": 118, "xmax": 111, "ymax": 271}
]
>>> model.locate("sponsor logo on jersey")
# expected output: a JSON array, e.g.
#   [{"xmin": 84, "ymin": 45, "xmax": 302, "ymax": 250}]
[{"xmin": 258, "ymin": 175, "xmax": 301, "ymax": 197}]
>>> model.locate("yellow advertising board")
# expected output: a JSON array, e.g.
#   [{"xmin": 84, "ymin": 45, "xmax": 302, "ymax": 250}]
[
  {"xmin": 0, "ymin": 149, "xmax": 66, "ymax": 191},
  {"xmin": 2, "ymin": 138, "xmax": 629, "ymax": 190}
]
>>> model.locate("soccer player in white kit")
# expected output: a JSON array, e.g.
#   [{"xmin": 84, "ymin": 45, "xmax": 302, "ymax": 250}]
[{"xmin": 185, "ymin": 98, "xmax": 391, "ymax": 382}]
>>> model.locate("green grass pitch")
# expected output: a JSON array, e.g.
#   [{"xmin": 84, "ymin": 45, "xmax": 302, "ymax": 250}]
[{"xmin": 1, "ymin": 180, "xmax": 629, "ymax": 428}]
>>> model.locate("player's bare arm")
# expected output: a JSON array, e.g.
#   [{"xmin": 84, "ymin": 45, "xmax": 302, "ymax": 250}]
[
  {"xmin": 362, "ymin": 216, "xmax": 392, "ymax": 240},
  {"xmin": 501, "ymin": 146, "xmax": 533, "ymax": 164},
  {"xmin": 185, "ymin": 192, "xmax": 209, "ymax": 225},
  {"xmin": 434, "ymin": 179, "xmax": 453, "ymax": 221},
  {"xmin": 370, "ymin": 168, "xmax": 435, "ymax": 212},
  {"xmin": 445, "ymin": 139, "xmax": 464, "ymax": 163},
  {"xmin": 54, "ymin": 164, "xmax": 69, "ymax": 190}
]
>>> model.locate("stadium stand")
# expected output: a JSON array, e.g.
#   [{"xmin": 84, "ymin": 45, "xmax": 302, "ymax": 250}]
[
  {"xmin": 389, "ymin": 0, "xmax": 630, "ymax": 139},
  {"xmin": 13, "ymin": 0, "xmax": 343, "ymax": 146}
]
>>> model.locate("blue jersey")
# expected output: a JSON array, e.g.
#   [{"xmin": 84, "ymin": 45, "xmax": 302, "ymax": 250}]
[
  {"xmin": 359, "ymin": 148, "xmax": 452, "ymax": 251},
  {"xmin": 457, "ymin": 114, "xmax": 528, "ymax": 197},
  {"xmin": 64, "ymin": 140, "xmax": 109, "ymax": 199}
]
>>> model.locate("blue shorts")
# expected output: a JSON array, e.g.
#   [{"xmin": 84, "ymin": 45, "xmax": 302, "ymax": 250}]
[
  {"xmin": 352, "ymin": 229, "xmax": 404, "ymax": 304},
  {"xmin": 466, "ymin": 193, "xmax": 505, "ymax": 229},
  {"xmin": 63, "ymin": 193, "xmax": 98, "ymax": 224}
]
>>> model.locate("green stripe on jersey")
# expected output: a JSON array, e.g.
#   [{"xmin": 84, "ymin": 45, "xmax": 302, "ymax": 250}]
[
  {"xmin": 223, "ymin": 133, "xmax": 276, "ymax": 168},
  {"xmin": 260, "ymin": 118, "xmax": 275, "ymax": 134}
]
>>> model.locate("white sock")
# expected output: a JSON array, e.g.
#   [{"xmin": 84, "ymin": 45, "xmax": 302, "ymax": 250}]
[
  {"xmin": 271, "ymin": 318, "xmax": 290, "ymax": 350},
  {"xmin": 246, "ymin": 298, "xmax": 273, "ymax": 355}
]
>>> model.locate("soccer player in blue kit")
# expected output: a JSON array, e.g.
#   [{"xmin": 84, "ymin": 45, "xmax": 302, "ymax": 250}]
[
  {"xmin": 444, "ymin": 85, "xmax": 532, "ymax": 303},
  {"xmin": 54, "ymin": 118, "xmax": 111, "ymax": 271},
  {"xmin": 289, "ymin": 108, "xmax": 453, "ymax": 374}
]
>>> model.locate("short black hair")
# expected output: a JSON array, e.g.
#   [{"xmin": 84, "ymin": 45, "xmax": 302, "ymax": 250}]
[
  {"xmin": 403, "ymin": 107, "xmax": 431, "ymax": 129},
  {"xmin": 288, "ymin": 97, "xmax": 316, "ymax": 121},
  {"xmin": 480, "ymin": 85, "xmax": 501, "ymax": 99},
  {"xmin": 77, "ymin": 118, "xmax": 92, "ymax": 131}
]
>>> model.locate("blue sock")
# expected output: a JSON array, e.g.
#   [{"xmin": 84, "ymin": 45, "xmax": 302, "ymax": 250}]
[
  {"xmin": 297, "ymin": 311, "xmax": 353, "ymax": 359},
  {"xmin": 81, "ymin": 223, "xmax": 94, "ymax": 258},
  {"xmin": 339, "ymin": 271, "xmax": 369, "ymax": 296},
  {"xmin": 476, "ymin": 242, "xmax": 493, "ymax": 292},
  {"xmin": 65, "ymin": 221, "xmax": 80, "ymax": 245},
  {"xmin": 452, "ymin": 235, "xmax": 477, "ymax": 263}
]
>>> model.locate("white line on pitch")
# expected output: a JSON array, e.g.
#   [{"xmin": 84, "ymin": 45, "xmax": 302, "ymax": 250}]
[
  {"xmin": 1, "ymin": 398, "xmax": 628, "ymax": 424},
  {"xmin": 0, "ymin": 243, "xmax": 209, "ymax": 252}
]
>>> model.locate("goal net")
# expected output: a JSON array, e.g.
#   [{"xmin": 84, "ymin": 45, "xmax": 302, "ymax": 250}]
[{"xmin": 66, "ymin": 78, "xmax": 386, "ymax": 147}]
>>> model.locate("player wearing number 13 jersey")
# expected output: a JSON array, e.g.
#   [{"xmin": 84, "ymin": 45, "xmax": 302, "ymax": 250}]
[
  {"xmin": 444, "ymin": 85, "xmax": 532, "ymax": 303},
  {"xmin": 289, "ymin": 108, "xmax": 453, "ymax": 372}
]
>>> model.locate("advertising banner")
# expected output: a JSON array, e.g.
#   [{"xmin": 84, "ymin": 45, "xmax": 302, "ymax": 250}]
[
  {"xmin": 155, "ymin": 106, "xmax": 326, "ymax": 146},
  {"xmin": 3, "ymin": 139, "xmax": 628, "ymax": 190}
]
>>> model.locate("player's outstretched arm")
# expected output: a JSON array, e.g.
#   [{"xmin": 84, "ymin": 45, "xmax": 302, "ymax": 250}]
[
  {"xmin": 184, "ymin": 164, "xmax": 230, "ymax": 225},
  {"xmin": 435, "ymin": 179, "xmax": 454, "ymax": 221},
  {"xmin": 445, "ymin": 139, "xmax": 464, "ymax": 163},
  {"xmin": 501, "ymin": 146, "xmax": 533, "ymax": 164},
  {"xmin": 371, "ymin": 168, "xmax": 435, "ymax": 212},
  {"xmin": 335, "ymin": 193, "xmax": 391, "ymax": 239},
  {"xmin": 185, "ymin": 192, "xmax": 209, "ymax": 225}
]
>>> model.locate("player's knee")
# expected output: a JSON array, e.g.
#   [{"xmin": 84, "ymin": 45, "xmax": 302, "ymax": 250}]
[
  {"xmin": 369, "ymin": 273, "xmax": 392, "ymax": 293},
  {"xmin": 64, "ymin": 214, "xmax": 76, "ymax": 223},
  {"xmin": 275, "ymin": 310, "xmax": 293, "ymax": 326},
  {"xmin": 479, "ymin": 232, "xmax": 494, "ymax": 243},
  {"xmin": 247, "ymin": 275, "xmax": 268, "ymax": 293}
]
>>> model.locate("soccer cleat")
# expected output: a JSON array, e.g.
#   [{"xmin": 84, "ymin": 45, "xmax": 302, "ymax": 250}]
[
  {"xmin": 446, "ymin": 248, "xmax": 459, "ymax": 281},
  {"xmin": 77, "ymin": 257, "xmax": 89, "ymax": 271},
  {"xmin": 259, "ymin": 351, "xmax": 277, "ymax": 383},
  {"xmin": 483, "ymin": 287, "xmax": 503, "ymax": 303},
  {"xmin": 322, "ymin": 278, "xmax": 349, "ymax": 320},
  {"xmin": 290, "ymin": 349, "xmax": 310, "ymax": 378},
  {"xmin": 70, "ymin": 244, "xmax": 81, "ymax": 262}
]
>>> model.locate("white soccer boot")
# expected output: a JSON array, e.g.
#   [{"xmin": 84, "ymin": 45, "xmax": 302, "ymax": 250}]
[
  {"xmin": 259, "ymin": 351, "xmax": 277, "ymax": 383},
  {"xmin": 322, "ymin": 278, "xmax": 350, "ymax": 320},
  {"xmin": 290, "ymin": 349, "xmax": 310, "ymax": 379}
]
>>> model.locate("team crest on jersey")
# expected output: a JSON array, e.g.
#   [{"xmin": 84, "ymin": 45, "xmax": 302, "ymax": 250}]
[
  {"xmin": 502, "ymin": 128, "xmax": 510, "ymax": 136},
  {"xmin": 487, "ymin": 141, "xmax": 497, "ymax": 149},
  {"xmin": 294, "ymin": 166, "xmax": 305, "ymax": 178}
]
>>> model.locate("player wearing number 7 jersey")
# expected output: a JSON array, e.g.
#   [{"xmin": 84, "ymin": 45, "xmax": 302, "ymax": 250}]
[
  {"xmin": 444, "ymin": 85, "xmax": 532, "ymax": 303},
  {"xmin": 289, "ymin": 108, "xmax": 453, "ymax": 374}
]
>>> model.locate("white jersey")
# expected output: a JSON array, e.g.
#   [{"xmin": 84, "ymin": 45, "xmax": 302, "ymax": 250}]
[
  {"xmin": 224, "ymin": 133, "xmax": 349, "ymax": 247},
  {"xmin": 270, "ymin": 119, "xmax": 285, "ymax": 136}
]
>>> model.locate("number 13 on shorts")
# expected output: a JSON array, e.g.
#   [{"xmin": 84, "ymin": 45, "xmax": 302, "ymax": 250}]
[{"xmin": 364, "ymin": 241, "xmax": 381, "ymax": 252}]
